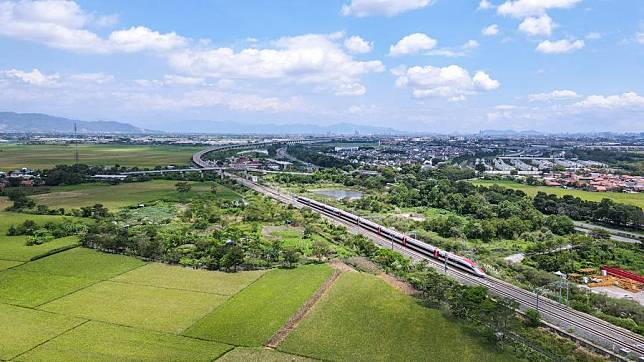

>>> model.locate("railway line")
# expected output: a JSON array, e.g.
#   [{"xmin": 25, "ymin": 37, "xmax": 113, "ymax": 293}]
[{"xmin": 195, "ymin": 147, "xmax": 644, "ymax": 360}]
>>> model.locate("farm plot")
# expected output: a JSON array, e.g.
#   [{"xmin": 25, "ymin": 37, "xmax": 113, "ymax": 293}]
[
  {"xmin": 39, "ymin": 281, "xmax": 227, "ymax": 334},
  {"xmin": 16, "ymin": 321, "xmax": 232, "ymax": 362},
  {"xmin": 31, "ymin": 180, "xmax": 216, "ymax": 210},
  {"xmin": 217, "ymin": 347, "xmax": 315, "ymax": 361},
  {"xmin": 112, "ymin": 263, "xmax": 265, "ymax": 295},
  {"xmin": 0, "ymin": 303, "xmax": 84, "ymax": 360},
  {"xmin": 15, "ymin": 247, "xmax": 146, "ymax": 280},
  {"xmin": 280, "ymin": 272, "xmax": 514, "ymax": 362},
  {"xmin": 184, "ymin": 264, "xmax": 333, "ymax": 346},
  {"xmin": 0, "ymin": 269, "xmax": 95, "ymax": 307}
]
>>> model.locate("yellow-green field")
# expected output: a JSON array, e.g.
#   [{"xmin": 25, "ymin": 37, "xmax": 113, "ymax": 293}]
[
  {"xmin": 0, "ymin": 144, "xmax": 202, "ymax": 170},
  {"xmin": 471, "ymin": 179, "xmax": 644, "ymax": 209},
  {"xmin": 29, "ymin": 180, "xmax": 229, "ymax": 209}
]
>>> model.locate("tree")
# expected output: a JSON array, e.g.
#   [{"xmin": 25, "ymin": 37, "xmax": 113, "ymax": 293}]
[
  {"xmin": 280, "ymin": 247, "xmax": 300, "ymax": 268},
  {"xmin": 312, "ymin": 240, "xmax": 331, "ymax": 261},
  {"xmin": 220, "ymin": 245, "xmax": 244, "ymax": 271},
  {"xmin": 175, "ymin": 182, "xmax": 192, "ymax": 193},
  {"xmin": 6, "ymin": 189, "xmax": 35, "ymax": 211}
]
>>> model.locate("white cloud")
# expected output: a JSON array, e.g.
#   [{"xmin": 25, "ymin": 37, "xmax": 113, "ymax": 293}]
[
  {"xmin": 497, "ymin": 0, "xmax": 581, "ymax": 18},
  {"xmin": 69, "ymin": 72, "xmax": 114, "ymax": 84},
  {"xmin": 389, "ymin": 33, "xmax": 437, "ymax": 56},
  {"xmin": 0, "ymin": 0, "xmax": 186, "ymax": 53},
  {"xmin": 536, "ymin": 39, "xmax": 584, "ymax": 54},
  {"xmin": 394, "ymin": 65, "xmax": 499, "ymax": 98},
  {"xmin": 637, "ymin": 32, "xmax": 644, "ymax": 44},
  {"xmin": 2, "ymin": 68, "xmax": 59, "ymax": 86},
  {"xmin": 168, "ymin": 33, "xmax": 384, "ymax": 95},
  {"xmin": 574, "ymin": 92, "xmax": 644, "ymax": 109},
  {"xmin": 162, "ymin": 75, "xmax": 205, "ymax": 86},
  {"xmin": 482, "ymin": 24, "xmax": 499, "ymax": 36},
  {"xmin": 341, "ymin": 0, "xmax": 431, "ymax": 17},
  {"xmin": 463, "ymin": 40, "xmax": 479, "ymax": 49},
  {"xmin": 495, "ymin": 104, "xmax": 518, "ymax": 109},
  {"xmin": 473, "ymin": 71, "xmax": 500, "ymax": 90},
  {"xmin": 478, "ymin": 0, "xmax": 494, "ymax": 10},
  {"xmin": 335, "ymin": 83, "xmax": 367, "ymax": 96},
  {"xmin": 426, "ymin": 40, "xmax": 479, "ymax": 57},
  {"xmin": 107, "ymin": 26, "xmax": 187, "ymax": 53},
  {"xmin": 344, "ymin": 35, "xmax": 373, "ymax": 54},
  {"xmin": 529, "ymin": 89, "xmax": 579, "ymax": 101},
  {"xmin": 518, "ymin": 15, "xmax": 554, "ymax": 36}
]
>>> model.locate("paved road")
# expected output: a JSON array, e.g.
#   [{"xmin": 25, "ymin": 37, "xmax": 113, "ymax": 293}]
[
  {"xmin": 195, "ymin": 146, "xmax": 644, "ymax": 360},
  {"xmin": 573, "ymin": 221, "xmax": 642, "ymax": 244}
]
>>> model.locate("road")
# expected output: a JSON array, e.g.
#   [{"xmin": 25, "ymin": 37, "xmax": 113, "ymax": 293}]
[
  {"xmin": 573, "ymin": 221, "xmax": 642, "ymax": 244},
  {"xmin": 194, "ymin": 146, "xmax": 644, "ymax": 360}
]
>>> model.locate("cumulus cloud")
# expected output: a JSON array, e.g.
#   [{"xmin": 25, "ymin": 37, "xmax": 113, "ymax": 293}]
[
  {"xmin": 0, "ymin": 0, "xmax": 186, "ymax": 53},
  {"xmin": 168, "ymin": 33, "xmax": 384, "ymax": 95},
  {"xmin": 529, "ymin": 89, "xmax": 579, "ymax": 101},
  {"xmin": 344, "ymin": 35, "xmax": 373, "ymax": 54},
  {"xmin": 2, "ymin": 68, "xmax": 59, "ymax": 86},
  {"xmin": 518, "ymin": 15, "xmax": 554, "ymax": 36},
  {"xmin": 482, "ymin": 24, "xmax": 499, "ymax": 36},
  {"xmin": 573, "ymin": 92, "xmax": 644, "ymax": 109},
  {"xmin": 334, "ymin": 83, "xmax": 367, "ymax": 96},
  {"xmin": 426, "ymin": 40, "xmax": 479, "ymax": 57},
  {"xmin": 478, "ymin": 0, "xmax": 494, "ymax": 10},
  {"xmin": 341, "ymin": 0, "xmax": 431, "ymax": 17},
  {"xmin": 497, "ymin": 0, "xmax": 581, "ymax": 18},
  {"xmin": 389, "ymin": 33, "xmax": 437, "ymax": 56},
  {"xmin": 536, "ymin": 39, "xmax": 584, "ymax": 54},
  {"xmin": 637, "ymin": 32, "xmax": 644, "ymax": 44},
  {"xmin": 394, "ymin": 65, "xmax": 499, "ymax": 99}
]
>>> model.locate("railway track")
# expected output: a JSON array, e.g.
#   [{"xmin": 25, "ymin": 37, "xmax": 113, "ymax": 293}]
[
  {"xmin": 195, "ymin": 148, "xmax": 644, "ymax": 360},
  {"xmin": 230, "ymin": 175, "xmax": 644, "ymax": 360}
]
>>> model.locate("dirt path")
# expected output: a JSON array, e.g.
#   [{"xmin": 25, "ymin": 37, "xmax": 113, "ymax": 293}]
[
  {"xmin": 378, "ymin": 273, "xmax": 416, "ymax": 295},
  {"xmin": 265, "ymin": 269, "xmax": 341, "ymax": 348}
]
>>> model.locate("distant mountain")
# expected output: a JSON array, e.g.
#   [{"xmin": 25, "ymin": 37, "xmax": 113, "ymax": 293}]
[
  {"xmin": 0, "ymin": 112, "xmax": 157, "ymax": 134},
  {"xmin": 158, "ymin": 120, "xmax": 402, "ymax": 135}
]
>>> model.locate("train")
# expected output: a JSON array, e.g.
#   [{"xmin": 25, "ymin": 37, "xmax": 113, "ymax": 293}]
[{"xmin": 296, "ymin": 196, "xmax": 486, "ymax": 278}]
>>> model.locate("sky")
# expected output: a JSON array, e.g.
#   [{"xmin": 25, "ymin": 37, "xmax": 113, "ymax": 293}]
[{"xmin": 0, "ymin": 0, "xmax": 643, "ymax": 133}]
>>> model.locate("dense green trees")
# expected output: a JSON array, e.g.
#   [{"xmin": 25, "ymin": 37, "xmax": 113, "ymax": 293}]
[
  {"xmin": 534, "ymin": 192, "xmax": 643, "ymax": 229},
  {"xmin": 5, "ymin": 189, "xmax": 36, "ymax": 211}
]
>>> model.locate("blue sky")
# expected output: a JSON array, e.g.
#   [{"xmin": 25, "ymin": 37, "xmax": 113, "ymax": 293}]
[{"xmin": 0, "ymin": 0, "xmax": 643, "ymax": 133}]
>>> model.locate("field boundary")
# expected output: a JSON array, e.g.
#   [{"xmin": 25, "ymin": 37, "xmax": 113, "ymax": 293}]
[{"xmin": 265, "ymin": 269, "xmax": 341, "ymax": 348}]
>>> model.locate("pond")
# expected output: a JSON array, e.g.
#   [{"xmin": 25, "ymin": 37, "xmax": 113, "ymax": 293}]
[{"xmin": 313, "ymin": 189, "xmax": 363, "ymax": 200}]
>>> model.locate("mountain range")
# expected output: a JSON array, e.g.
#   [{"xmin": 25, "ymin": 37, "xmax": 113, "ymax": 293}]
[
  {"xmin": 0, "ymin": 112, "xmax": 153, "ymax": 134},
  {"xmin": 0, "ymin": 112, "xmax": 401, "ymax": 135}
]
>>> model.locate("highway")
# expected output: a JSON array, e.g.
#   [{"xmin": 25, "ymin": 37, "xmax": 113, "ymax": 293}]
[{"xmin": 194, "ymin": 146, "xmax": 644, "ymax": 360}]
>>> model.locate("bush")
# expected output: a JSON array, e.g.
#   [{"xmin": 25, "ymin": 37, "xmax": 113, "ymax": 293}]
[{"xmin": 524, "ymin": 308, "xmax": 540, "ymax": 327}]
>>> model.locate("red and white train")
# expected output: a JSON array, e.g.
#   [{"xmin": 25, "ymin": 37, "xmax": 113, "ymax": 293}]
[{"xmin": 296, "ymin": 196, "xmax": 486, "ymax": 278}]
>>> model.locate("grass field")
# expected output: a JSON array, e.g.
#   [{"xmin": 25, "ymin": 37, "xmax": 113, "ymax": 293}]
[
  {"xmin": 0, "ymin": 304, "xmax": 84, "ymax": 360},
  {"xmin": 0, "ymin": 269, "xmax": 95, "ymax": 307},
  {"xmin": 280, "ymin": 272, "xmax": 513, "ymax": 362},
  {"xmin": 16, "ymin": 321, "xmax": 232, "ymax": 361},
  {"xmin": 184, "ymin": 264, "xmax": 333, "ymax": 346},
  {"xmin": 0, "ymin": 143, "xmax": 203, "ymax": 170},
  {"xmin": 0, "ymin": 234, "xmax": 80, "ymax": 262},
  {"xmin": 15, "ymin": 247, "xmax": 146, "ymax": 280},
  {"xmin": 471, "ymin": 179, "xmax": 644, "ymax": 209},
  {"xmin": 217, "ymin": 347, "xmax": 314, "ymax": 361},
  {"xmin": 112, "ymin": 263, "xmax": 266, "ymax": 295},
  {"xmin": 31, "ymin": 180, "xmax": 235, "ymax": 209},
  {"xmin": 40, "ymin": 281, "xmax": 228, "ymax": 333}
]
